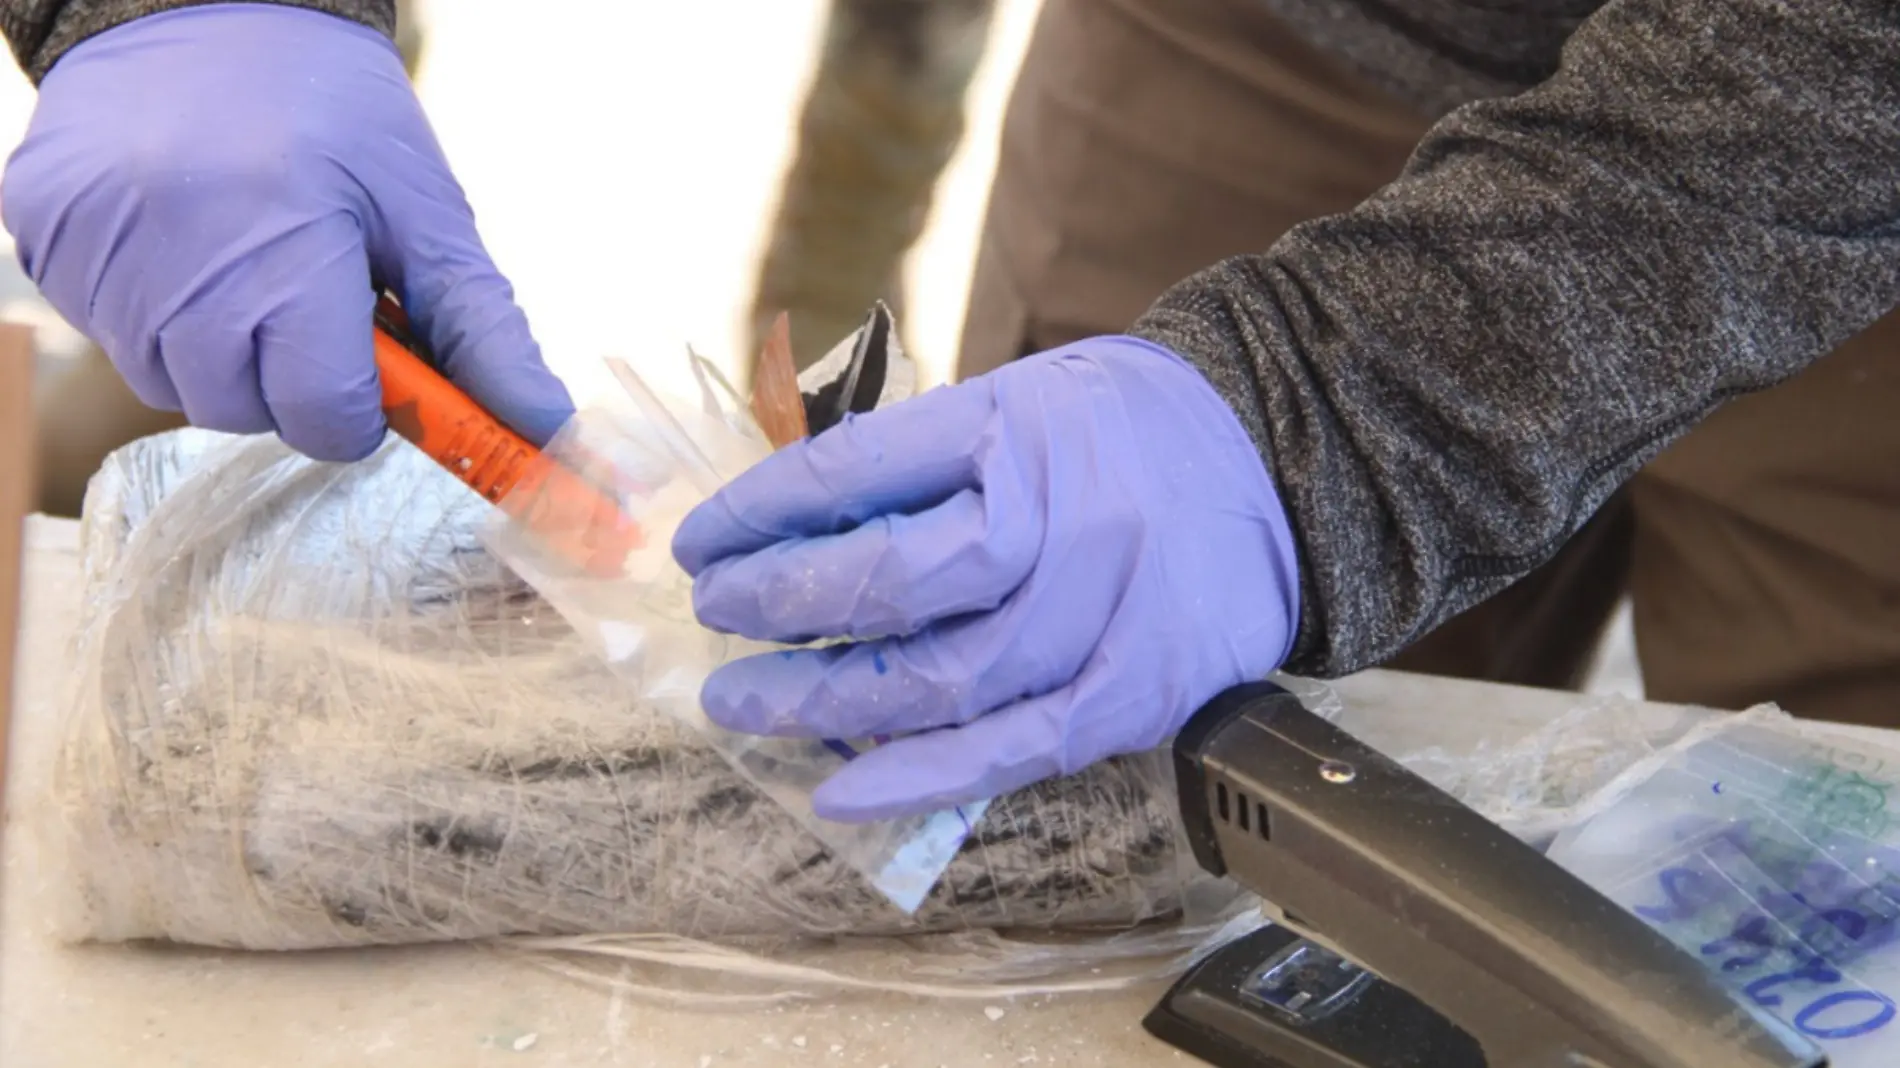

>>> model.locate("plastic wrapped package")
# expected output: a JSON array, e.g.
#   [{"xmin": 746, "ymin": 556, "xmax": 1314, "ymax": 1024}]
[
  {"xmin": 48, "ymin": 424, "xmax": 1227, "ymax": 951},
  {"xmin": 1546, "ymin": 711, "xmax": 1900, "ymax": 1066},
  {"xmin": 44, "ymin": 320, "xmax": 1356, "ymax": 988},
  {"xmin": 1381, "ymin": 694, "xmax": 1719, "ymax": 848},
  {"xmin": 1374, "ymin": 696, "xmax": 1900, "ymax": 1064}
]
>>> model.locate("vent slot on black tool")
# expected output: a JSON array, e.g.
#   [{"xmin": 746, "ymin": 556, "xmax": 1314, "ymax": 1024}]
[{"xmin": 1212, "ymin": 780, "xmax": 1272, "ymax": 840}]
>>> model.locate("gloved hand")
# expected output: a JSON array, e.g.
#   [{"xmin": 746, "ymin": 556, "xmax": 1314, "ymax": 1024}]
[
  {"xmin": 673, "ymin": 336, "xmax": 1301, "ymax": 822},
  {"xmin": 2, "ymin": 4, "xmax": 572, "ymax": 460}
]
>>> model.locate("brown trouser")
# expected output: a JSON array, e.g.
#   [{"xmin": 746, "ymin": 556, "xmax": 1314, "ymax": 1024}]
[
  {"xmin": 32, "ymin": 346, "xmax": 187, "ymax": 519},
  {"xmin": 959, "ymin": 0, "xmax": 1900, "ymax": 728}
]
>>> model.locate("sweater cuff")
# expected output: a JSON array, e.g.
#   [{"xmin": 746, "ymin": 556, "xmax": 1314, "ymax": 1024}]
[{"xmin": 13, "ymin": 0, "xmax": 394, "ymax": 83}]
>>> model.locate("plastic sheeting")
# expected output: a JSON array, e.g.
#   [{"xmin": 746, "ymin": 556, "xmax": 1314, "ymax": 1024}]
[
  {"xmin": 1548, "ymin": 712, "xmax": 1900, "ymax": 1065},
  {"xmin": 51, "ymin": 421, "xmax": 1265, "ymax": 952}
]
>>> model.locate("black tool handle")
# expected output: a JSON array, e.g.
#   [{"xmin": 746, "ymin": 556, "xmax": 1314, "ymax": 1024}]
[{"xmin": 1174, "ymin": 682, "xmax": 1826, "ymax": 1068}]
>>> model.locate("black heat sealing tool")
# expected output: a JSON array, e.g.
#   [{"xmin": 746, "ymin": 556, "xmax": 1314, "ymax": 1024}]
[{"xmin": 1146, "ymin": 681, "xmax": 1829, "ymax": 1068}]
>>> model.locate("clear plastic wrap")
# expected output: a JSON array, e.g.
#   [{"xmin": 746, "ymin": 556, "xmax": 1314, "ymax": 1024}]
[
  {"xmin": 46, "ymin": 321, "xmax": 1360, "ymax": 997},
  {"xmin": 1370, "ymin": 695, "xmax": 1900, "ymax": 1063},
  {"xmin": 47, "ymin": 424, "xmax": 1231, "ymax": 955},
  {"xmin": 1381, "ymin": 694, "xmax": 1717, "ymax": 849},
  {"xmin": 482, "ymin": 356, "xmax": 984, "ymax": 912},
  {"xmin": 1547, "ymin": 711, "xmax": 1900, "ymax": 1065}
]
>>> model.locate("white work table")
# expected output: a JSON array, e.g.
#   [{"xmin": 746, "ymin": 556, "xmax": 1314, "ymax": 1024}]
[{"xmin": 0, "ymin": 515, "xmax": 1695, "ymax": 1068}]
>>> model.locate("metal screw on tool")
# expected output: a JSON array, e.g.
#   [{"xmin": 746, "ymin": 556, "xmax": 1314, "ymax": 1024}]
[{"xmin": 1318, "ymin": 761, "xmax": 1356, "ymax": 784}]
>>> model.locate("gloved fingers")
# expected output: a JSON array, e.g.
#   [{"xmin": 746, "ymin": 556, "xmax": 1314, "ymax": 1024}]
[
  {"xmin": 809, "ymin": 685, "xmax": 1085, "ymax": 823},
  {"xmin": 699, "ymin": 598, "xmax": 1060, "ymax": 740},
  {"xmin": 154, "ymin": 312, "xmax": 274, "ymax": 434},
  {"xmin": 405, "ymin": 261, "xmax": 573, "ymax": 447},
  {"xmin": 691, "ymin": 481, "xmax": 1038, "ymax": 641},
  {"xmin": 370, "ymin": 183, "xmax": 574, "ymax": 447},
  {"xmin": 255, "ymin": 236, "xmax": 387, "ymax": 461},
  {"xmin": 1, "ymin": 144, "xmax": 185, "ymax": 413},
  {"xmin": 700, "ymin": 638, "xmax": 981, "ymax": 740},
  {"xmin": 673, "ymin": 382, "xmax": 1001, "ymax": 574},
  {"xmin": 100, "ymin": 339, "xmax": 186, "ymax": 414}
]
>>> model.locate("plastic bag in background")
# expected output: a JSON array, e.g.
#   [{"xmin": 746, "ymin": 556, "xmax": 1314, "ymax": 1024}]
[
  {"xmin": 481, "ymin": 354, "xmax": 983, "ymax": 913},
  {"xmin": 1548, "ymin": 711, "xmax": 1900, "ymax": 1066},
  {"xmin": 1383, "ymin": 696, "xmax": 1715, "ymax": 849}
]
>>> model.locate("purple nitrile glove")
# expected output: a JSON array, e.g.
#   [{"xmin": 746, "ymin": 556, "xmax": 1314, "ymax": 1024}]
[
  {"xmin": 1, "ymin": 4, "xmax": 573, "ymax": 461},
  {"xmin": 673, "ymin": 336, "xmax": 1301, "ymax": 823}
]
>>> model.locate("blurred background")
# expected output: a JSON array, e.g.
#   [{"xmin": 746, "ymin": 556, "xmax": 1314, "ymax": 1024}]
[{"xmin": 394, "ymin": 0, "xmax": 1043, "ymax": 400}]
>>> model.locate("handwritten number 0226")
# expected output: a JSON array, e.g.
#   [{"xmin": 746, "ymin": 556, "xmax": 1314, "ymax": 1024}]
[{"xmin": 1636, "ymin": 865, "xmax": 1896, "ymax": 1041}]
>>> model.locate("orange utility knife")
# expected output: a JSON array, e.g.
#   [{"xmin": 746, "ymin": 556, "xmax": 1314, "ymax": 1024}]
[{"xmin": 371, "ymin": 293, "xmax": 642, "ymax": 577}]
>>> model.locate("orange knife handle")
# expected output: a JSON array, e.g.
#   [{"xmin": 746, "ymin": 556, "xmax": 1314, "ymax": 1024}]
[
  {"xmin": 506, "ymin": 452, "xmax": 647, "ymax": 577},
  {"xmin": 371, "ymin": 309, "xmax": 642, "ymax": 577},
  {"xmin": 373, "ymin": 326, "xmax": 534, "ymax": 503}
]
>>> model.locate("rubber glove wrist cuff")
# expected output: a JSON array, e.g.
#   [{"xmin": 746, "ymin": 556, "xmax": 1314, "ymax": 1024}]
[{"xmin": 1079, "ymin": 333, "xmax": 1302, "ymax": 665}]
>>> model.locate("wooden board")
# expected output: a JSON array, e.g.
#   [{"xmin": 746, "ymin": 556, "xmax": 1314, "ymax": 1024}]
[{"xmin": 0, "ymin": 323, "xmax": 32, "ymax": 819}]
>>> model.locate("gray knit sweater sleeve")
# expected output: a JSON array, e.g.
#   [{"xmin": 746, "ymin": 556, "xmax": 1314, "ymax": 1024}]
[
  {"xmin": 1133, "ymin": 0, "xmax": 1900, "ymax": 679},
  {"xmin": 2, "ymin": 0, "xmax": 392, "ymax": 81}
]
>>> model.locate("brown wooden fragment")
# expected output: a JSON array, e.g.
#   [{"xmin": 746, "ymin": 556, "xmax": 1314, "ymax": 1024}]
[{"xmin": 749, "ymin": 311, "xmax": 810, "ymax": 449}]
